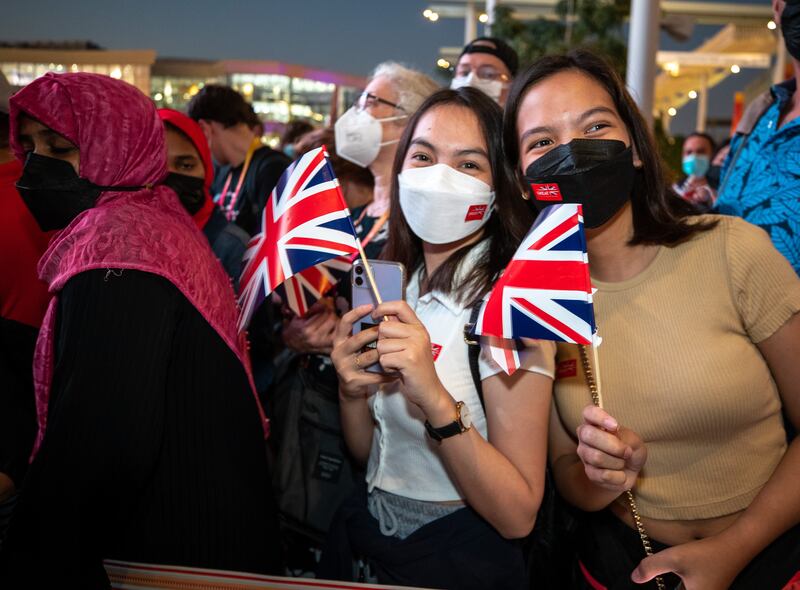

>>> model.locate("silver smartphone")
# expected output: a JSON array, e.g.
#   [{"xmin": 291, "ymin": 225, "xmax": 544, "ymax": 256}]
[{"xmin": 351, "ymin": 259, "xmax": 406, "ymax": 373}]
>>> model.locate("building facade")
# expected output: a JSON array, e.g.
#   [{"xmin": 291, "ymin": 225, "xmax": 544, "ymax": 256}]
[{"xmin": 0, "ymin": 43, "xmax": 365, "ymax": 130}]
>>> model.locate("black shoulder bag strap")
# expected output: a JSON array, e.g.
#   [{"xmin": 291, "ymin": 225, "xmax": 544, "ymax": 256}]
[{"xmin": 464, "ymin": 299, "xmax": 485, "ymax": 409}]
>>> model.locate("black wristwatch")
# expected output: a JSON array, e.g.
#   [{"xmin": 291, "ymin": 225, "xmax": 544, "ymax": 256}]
[{"xmin": 424, "ymin": 401, "xmax": 473, "ymax": 442}]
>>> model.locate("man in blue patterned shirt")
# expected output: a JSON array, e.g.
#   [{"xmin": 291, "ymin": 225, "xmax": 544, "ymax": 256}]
[{"xmin": 716, "ymin": 0, "xmax": 800, "ymax": 273}]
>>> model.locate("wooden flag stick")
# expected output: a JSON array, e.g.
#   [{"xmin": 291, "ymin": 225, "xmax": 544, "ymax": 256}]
[
  {"xmin": 355, "ymin": 238, "xmax": 389, "ymax": 322},
  {"xmin": 591, "ymin": 342, "xmax": 604, "ymax": 409}
]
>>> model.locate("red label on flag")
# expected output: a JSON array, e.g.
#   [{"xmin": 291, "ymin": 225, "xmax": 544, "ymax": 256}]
[
  {"xmin": 465, "ymin": 204, "xmax": 488, "ymax": 222},
  {"xmin": 556, "ymin": 359, "xmax": 577, "ymax": 379},
  {"xmin": 431, "ymin": 343, "xmax": 443, "ymax": 361},
  {"xmin": 532, "ymin": 183, "xmax": 563, "ymax": 201}
]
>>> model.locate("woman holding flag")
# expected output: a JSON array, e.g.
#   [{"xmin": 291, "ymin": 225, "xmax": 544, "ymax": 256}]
[
  {"xmin": 505, "ymin": 50, "xmax": 800, "ymax": 589},
  {"xmin": 321, "ymin": 87, "xmax": 555, "ymax": 589}
]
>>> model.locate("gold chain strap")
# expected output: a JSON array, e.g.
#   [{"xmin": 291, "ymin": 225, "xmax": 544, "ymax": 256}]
[{"xmin": 578, "ymin": 345, "xmax": 666, "ymax": 590}]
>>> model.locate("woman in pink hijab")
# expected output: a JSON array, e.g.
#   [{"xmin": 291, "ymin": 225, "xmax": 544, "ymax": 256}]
[{"xmin": 0, "ymin": 73, "xmax": 282, "ymax": 586}]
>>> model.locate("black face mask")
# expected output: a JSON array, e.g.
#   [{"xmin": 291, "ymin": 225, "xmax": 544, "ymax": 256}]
[
  {"xmin": 523, "ymin": 138, "xmax": 636, "ymax": 229},
  {"xmin": 163, "ymin": 172, "xmax": 207, "ymax": 215},
  {"xmin": 706, "ymin": 164, "xmax": 723, "ymax": 190},
  {"xmin": 16, "ymin": 153, "xmax": 145, "ymax": 232},
  {"xmin": 782, "ymin": 2, "xmax": 800, "ymax": 62}
]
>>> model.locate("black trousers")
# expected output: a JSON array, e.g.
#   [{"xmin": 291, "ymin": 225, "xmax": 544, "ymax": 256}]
[
  {"xmin": 318, "ymin": 485, "xmax": 528, "ymax": 590},
  {"xmin": 575, "ymin": 509, "xmax": 800, "ymax": 590}
]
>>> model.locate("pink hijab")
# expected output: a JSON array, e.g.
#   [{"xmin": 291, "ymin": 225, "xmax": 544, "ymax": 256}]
[{"xmin": 9, "ymin": 73, "xmax": 267, "ymax": 456}]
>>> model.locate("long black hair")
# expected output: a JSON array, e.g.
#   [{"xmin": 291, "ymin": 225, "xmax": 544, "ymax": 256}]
[
  {"xmin": 382, "ymin": 87, "xmax": 534, "ymax": 304},
  {"xmin": 503, "ymin": 50, "xmax": 716, "ymax": 246}
]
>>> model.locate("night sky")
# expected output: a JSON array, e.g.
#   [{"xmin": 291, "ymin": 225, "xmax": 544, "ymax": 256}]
[{"xmin": 4, "ymin": 0, "xmax": 776, "ymax": 136}]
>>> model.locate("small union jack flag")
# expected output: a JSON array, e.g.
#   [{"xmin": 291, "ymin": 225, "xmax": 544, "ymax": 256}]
[
  {"xmin": 238, "ymin": 147, "xmax": 360, "ymax": 330},
  {"xmin": 275, "ymin": 256, "xmax": 353, "ymax": 317},
  {"xmin": 531, "ymin": 183, "xmax": 563, "ymax": 201},
  {"xmin": 474, "ymin": 203, "xmax": 595, "ymax": 372}
]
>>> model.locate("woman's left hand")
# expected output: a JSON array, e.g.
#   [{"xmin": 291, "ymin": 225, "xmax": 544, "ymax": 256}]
[
  {"xmin": 631, "ymin": 535, "xmax": 744, "ymax": 590},
  {"xmin": 371, "ymin": 301, "xmax": 448, "ymax": 414}
]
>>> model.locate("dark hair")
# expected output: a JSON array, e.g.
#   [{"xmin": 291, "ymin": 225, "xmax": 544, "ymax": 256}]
[
  {"xmin": 295, "ymin": 127, "xmax": 373, "ymax": 189},
  {"xmin": 382, "ymin": 87, "xmax": 534, "ymax": 304},
  {"xmin": 280, "ymin": 120, "xmax": 315, "ymax": 148},
  {"xmin": 684, "ymin": 132, "xmax": 716, "ymax": 154},
  {"xmin": 0, "ymin": 112, "xmax": 8, "ymax": 150},
  {"xmin": 186, "ymin": 85, "xmax": 261, "ymax": 129},
  {"xmin": 503, "ymin": 50, "xmax": 716, "ymax": 246}
]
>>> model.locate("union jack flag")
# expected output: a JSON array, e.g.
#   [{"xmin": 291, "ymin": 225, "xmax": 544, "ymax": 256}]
[
  {"xmin": 238, "ymin": 147, "xmax": 359, "ymax": 330},
  {"xmin": 275, "ymin": 256, "xmax": 353, "ymax": 317},
  {"xmin": 474, "ymin": 203, "xmax": 595, "ymax": 363}
]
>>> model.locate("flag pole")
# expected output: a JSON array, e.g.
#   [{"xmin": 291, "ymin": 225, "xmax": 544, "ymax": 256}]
[
  {"xmin": 591, "ymin": 343, "xmax": 604, "ymax": 409},
  {"xmin": 355, "ymin": 239, "xmax": 382, "ymax": 305}
]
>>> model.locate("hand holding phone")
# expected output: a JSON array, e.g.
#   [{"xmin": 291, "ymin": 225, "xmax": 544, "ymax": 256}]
[{"xmin": 351, "ymin": 259, "xmax": 406, "ymax": 373}]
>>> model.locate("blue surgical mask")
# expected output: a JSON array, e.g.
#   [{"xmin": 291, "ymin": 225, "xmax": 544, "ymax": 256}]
[
  {"xmin": 682, "ymin": 154, "xmax": 710, "ymax": 178},
  {"xmin": 283, "ymin": 144, "xmax": 296, "ymax": 159}
]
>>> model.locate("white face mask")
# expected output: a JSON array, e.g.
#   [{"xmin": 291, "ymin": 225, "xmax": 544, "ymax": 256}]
[
  {"xmin": 450, "ymin": 73, "xmax": 505, "ymax": 103},
  {"xmin": 398, "ymin": 163, "xmax": 495, "ymax": 245},
  {"xmin": 334, "ymin": 106, "xmax": 406, "ymax": 168}
]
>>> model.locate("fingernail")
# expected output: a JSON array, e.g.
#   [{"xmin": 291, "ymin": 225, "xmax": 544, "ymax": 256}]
[
  {"xmin": 604, "ymin": 418, "xmax": 618, "ymax": 431},
  {"xmin": 624, "ymin": 447, "xmax": 633, "ymax": 460}
]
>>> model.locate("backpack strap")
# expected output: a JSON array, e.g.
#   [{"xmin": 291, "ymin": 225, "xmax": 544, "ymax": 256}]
[{"xmin": 464, "ymin": 299, "xmax": 485, "ymax": 409}]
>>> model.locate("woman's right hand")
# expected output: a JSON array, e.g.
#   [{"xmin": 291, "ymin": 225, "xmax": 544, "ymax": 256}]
[
  {"xmin": 331, "ymin": 304, "xmax": 397, "ymax": 401},
  {"xmin": 576, "ymin": 404, "xmax": 647, "ymax": 492}
]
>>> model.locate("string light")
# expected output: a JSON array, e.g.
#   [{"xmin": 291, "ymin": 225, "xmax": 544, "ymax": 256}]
[
  {"xmin": 479, "ymin": 13, "xmax": 489, "ymax": 23},
  {"xmin": 688, "ymin": 90, "xmax": 698, "ymax": 100},
  {"xmin": 437, "ymin": 58, "xmax": 451, "ymax": 69},
  {"xmin": 767, "ymin": 20, "xmax": 777, "ymax": 30},
  {"xmin": 730, "ymin": 64, "xmax": 741, "ymax": 74},
  {"xmin": 667, "ymin": 107, "xmax": 677, "ymax": 117}
]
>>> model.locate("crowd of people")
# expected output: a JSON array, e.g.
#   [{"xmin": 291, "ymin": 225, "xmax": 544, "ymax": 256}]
[{"xmin": 1, "ymin": 1, "xmax": 800, "ymax": 588}]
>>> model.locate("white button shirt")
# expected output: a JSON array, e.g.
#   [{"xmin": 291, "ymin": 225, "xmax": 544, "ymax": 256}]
[{"xmin": 366, "ymin": 243, "xmax": 556, "ymax": 502}]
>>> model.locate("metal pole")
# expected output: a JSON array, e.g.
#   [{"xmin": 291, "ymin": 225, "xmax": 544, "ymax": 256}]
[
  {"xmin": 485, "ymin": 0, "xmax": 497, "ymax": 36},
  {"xmin": 626, "ymin": 0, "xmax": 660, "ymax": 126},
  {"xmin": 774, "ymin": 28, "xmax": 788, "ymax": 84},
  {"xmin": 465, "ymin": 1, "xmax": 477, "ymax": 44},
  {"xmin": 696, "ymin": 74, "xmax": 708, "ymax": 132}
]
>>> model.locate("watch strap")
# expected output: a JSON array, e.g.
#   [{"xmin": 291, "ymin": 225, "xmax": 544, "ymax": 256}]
[{"xmin": 424, "ymin": 401, "xmax": 467, "ymax": 442}]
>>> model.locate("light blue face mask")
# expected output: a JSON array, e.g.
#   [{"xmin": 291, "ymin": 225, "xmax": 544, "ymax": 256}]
[
  {"xmin": 682, "ymin": 154, "xmax": 710, "ymax": 178},
  {"xmin": 283, "ymin": 144, "xmax": 296, "ymax": 159}
]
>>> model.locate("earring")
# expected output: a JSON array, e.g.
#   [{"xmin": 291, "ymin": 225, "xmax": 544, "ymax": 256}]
[{"xmin": 521, "ymin": 190, "xmax": 530, "ymax": 201}]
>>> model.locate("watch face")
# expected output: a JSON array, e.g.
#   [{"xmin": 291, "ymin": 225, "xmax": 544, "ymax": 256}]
[{"xmin": 459, "ymin": 402, "xmax": 472, "ymax": 430}]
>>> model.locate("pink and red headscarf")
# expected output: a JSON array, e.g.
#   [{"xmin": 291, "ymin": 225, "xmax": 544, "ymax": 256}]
[
  {"xmin": 158, "ymin": 108, "xmax": 217, "ymax": 230},
  {"xmin": 9, "ymin": 73, "xmax": 267, "ymax": 456}
]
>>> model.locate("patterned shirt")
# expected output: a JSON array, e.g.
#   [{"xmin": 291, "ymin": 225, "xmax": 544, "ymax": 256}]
[{"xmin": 715, "ymin": 79, "xmax": 800, "ymax": 274}]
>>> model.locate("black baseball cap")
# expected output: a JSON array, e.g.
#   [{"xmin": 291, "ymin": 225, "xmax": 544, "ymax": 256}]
[{"xmin": 459, "ymin": 37, "xmax": 519, "ymax": 77}]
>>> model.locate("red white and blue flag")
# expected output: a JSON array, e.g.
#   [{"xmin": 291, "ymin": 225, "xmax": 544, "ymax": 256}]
[
  {"xmin": 238, "ymin": 147, "xmax": 359, "ymax": 330},
  {"xmin": 276, "ymin": 256, "xmax": 353, "ymax": 317},
  {"xmin": 474, "ymin": 203, "xmax": 595, "ymax": 372}
]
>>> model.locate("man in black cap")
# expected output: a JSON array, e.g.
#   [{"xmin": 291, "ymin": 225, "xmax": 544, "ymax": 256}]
[{"xmin": 450, "ymin": 37, "xmax": 519, "ymax": 106}]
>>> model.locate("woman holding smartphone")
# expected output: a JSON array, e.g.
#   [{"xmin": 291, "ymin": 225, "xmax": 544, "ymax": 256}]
[
  {"xmin": 320, "ymin": 87, "xmax": 555, "ymax": 590},
  {"xmin": 505, "ymin": 51, "xmax": 800, "ymax": 589}
]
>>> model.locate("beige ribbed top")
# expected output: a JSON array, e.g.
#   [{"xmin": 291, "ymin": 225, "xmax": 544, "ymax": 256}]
[{"xmin": 553, "ymin": 215, "xmax": 800, "ymax": 520}]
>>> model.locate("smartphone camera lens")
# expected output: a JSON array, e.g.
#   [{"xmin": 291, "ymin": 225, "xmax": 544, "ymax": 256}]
[
  {"xmin": 355, "ymin": 265, "xmax": 364, "ymax": 275},
  {"xmin": 354, "ymin": 276, "xmax": 364, "ymax": 286}
]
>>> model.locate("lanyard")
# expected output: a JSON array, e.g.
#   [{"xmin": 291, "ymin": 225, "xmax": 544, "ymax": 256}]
[{"xmin": 219, "ymin": 138, "xmax": 261, "ymax": 221}]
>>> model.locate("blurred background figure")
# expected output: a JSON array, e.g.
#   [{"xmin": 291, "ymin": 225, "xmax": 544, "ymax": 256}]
[
  {"xmin": 0, "ymin": 71, "xmax": 51, "ymax": 553},
  {"xmin": 673, "ymin": 131, "xmax": 716, "ymax": 210},
  {"xmin": 159, "ymin": 108, "xmax": 249, "ymax": 289},
  {"xmin": 187, "ymin": 85, "xmax": 290, "ymax": 237},
  {"xmin": 279, "ymin": 120, "xmax": 315, "ymax": 160},
  {"xmin": 450, "ymin": 37, "xmax": 518, "ymax": 107}
]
